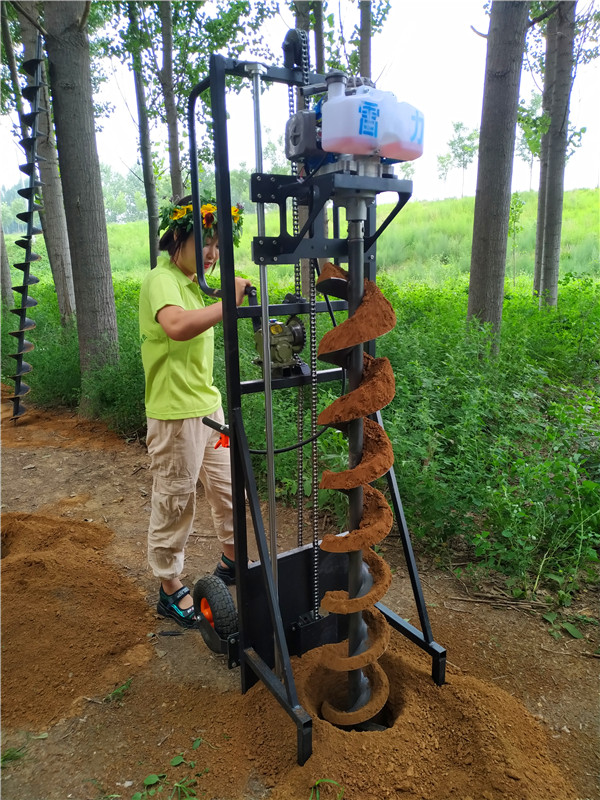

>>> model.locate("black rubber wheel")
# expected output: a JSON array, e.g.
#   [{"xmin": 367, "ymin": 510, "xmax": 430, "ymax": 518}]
[{"xmin": 193, "ymin": 575, "xmax": 238, "ymax": 642}]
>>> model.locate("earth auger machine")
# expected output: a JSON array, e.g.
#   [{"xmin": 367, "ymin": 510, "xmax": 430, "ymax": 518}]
[
  {"xmin": 8, "ymin": 33, "xmax": 45, "ymax": 422},
  {"xmin": 187, "ymin": 32, "xmax": 446, "ymax": 765}
]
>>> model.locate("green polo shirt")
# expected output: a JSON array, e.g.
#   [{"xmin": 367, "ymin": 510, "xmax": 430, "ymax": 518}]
[{"xmin": 139, "ymin": 254, "xmax": 221, "ymax": 420}]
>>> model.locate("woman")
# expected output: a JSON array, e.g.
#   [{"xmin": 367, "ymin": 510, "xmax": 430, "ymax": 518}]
[{"xmin": 138, "ymin": 194, "xmax": 250, "ymax": 627}]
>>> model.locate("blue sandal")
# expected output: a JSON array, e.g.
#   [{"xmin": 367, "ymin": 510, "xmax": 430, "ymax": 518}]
[{"xmin": 157, "ymin": 585, "xmax": 196, "ymax": 628}]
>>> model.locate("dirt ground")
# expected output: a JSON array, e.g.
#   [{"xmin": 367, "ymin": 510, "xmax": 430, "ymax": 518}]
[{"xmin": 1, "ymin": 393, "xmax": 598, "ymax": 800}]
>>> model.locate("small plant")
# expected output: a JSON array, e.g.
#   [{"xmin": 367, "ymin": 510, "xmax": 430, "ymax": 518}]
[
  {"xmin": 192, "ymin": 735, "xmax": 219, "ymax": 751},
  {"xmin": 542, "ymin": 612, "xmax": 584, "ymax": 640},
  {"xmin": 132, "ymin": 773, "xmax": 167, "ymax": 800},
  {"xmin": 309, "ymin": 778, "xmax": 345, "ymax": 799},
  {"xmin": 131, "ymin": 750, "xmax": 210, "ymax": 800},
  {"xmin": 168, "ymin": 776, "xmax": 198, "ymax": 800},
  {"xmin": 1, "ymin": 746, "xmax": 26, "ymax": 768},
  {"xmin": 170, "ymin": 753, "xmax": 196, "ymax": 768},
  {"xmin": 104, "ymin": 678, "xmax": 133, "ymax": 704}
]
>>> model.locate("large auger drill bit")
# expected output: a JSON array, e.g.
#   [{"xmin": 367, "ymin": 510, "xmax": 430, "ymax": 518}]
[
  {"xmin": 316, "ymin": 260, "xmax": 397, "ymax": 727},
  {"xmin": 9, "ymin": 35, "xmax": 45, "ymax": 421}
]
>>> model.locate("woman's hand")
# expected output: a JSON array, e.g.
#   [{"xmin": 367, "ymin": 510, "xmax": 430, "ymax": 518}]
[{"xmin": 234, "ymin": 277, "xmax": 253, "ymax": 307}]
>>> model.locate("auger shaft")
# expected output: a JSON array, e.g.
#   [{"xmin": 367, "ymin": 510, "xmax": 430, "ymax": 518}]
[{"xmin": 346, "ymin": 210, "xmax": 372, "ymax": 712}]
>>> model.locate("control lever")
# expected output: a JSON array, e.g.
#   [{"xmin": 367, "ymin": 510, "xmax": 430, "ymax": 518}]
[{"xmin": 245, "ymin": 284, "xmax": 261, "ymax": 332}]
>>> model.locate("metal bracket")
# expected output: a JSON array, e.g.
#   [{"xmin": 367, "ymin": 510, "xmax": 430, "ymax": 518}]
[{"xmin": 250, "ymin": 171, "xmax": 412, "ymax": 264}]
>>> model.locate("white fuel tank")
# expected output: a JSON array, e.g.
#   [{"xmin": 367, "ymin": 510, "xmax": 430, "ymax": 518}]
[{"xmin": 320, "ymin": 73, "xmax": 424, "ymax": 161}]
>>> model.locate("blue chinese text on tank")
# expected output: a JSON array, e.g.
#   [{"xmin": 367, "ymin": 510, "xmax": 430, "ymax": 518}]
[
  {"xmin": 358, "ymin": 101, "xmax": 380, "ymax": 137},
  {"xmin": 410, "ymin": 109, "xmax": 424, "ymax": 144}
]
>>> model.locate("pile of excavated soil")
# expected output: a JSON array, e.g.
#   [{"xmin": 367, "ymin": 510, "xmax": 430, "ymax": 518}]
[{"xmin": 1, "ymin": 512, "xmax": 154, "ymax": 728}]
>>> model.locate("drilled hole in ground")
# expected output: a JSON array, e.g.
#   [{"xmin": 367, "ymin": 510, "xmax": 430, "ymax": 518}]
[
  {"xmin": 330, "ymin": 698, "xmax": 397, "ymax": 732},
  {"xmin": 300, "ymin": 657, "xmax": 406, "ymax": 731}
]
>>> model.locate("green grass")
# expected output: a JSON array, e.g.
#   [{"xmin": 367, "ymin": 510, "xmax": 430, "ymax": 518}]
[
  {"xmin": 1, "ymin": 746, "xmax": 26, "ymax": 768},
  {"xmin": 2, "ymin": 189, "xmax": 598, "ymax": 600}
]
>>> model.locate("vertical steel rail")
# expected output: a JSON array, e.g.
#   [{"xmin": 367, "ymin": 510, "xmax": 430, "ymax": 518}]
[
  {"xmin": 248, "ymin": 65, "xmax": 279, "ymax": 590},
  {"xmin": 188, "ymin": 56, "xmax": 252, "ymax": 684}
]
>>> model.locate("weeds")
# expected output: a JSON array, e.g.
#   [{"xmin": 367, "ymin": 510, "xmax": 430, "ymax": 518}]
[
  {"xmin": 191, "ymin": 736, "xmax": 219, "ymax": 751},
  {"xmin": 1, "ymin": 746, "xmax": 26, "ymax": 767},
  {"xmin": 309, "ymin": 778, "xmax": 345, "ymax": 799},
  {"xmin": 131, "ymin": 773, "xmax": 167, "ymax": 800},
  {"xmin": 130, "ymin": 745, "xmax": 211, "ymax": 800},
  {"xmin": 104, "ymin": 678, "xmax": 132, "ymax": 704},
  {"xmin": 542, "ymin": 612, "xmax": 588, "ymax": 640}
]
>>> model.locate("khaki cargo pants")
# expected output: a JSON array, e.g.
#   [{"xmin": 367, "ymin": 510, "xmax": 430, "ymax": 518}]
[{"xmin": 146, "ymin": 409, "xmax": 234, "ymax": 581}]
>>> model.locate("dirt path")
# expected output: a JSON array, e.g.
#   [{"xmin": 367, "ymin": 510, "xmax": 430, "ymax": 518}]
[{"xmin": 1, "ymin": 396, "xmax": 598, "ymax": 800}]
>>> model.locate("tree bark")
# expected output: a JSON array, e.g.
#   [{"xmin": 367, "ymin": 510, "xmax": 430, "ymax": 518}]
[
  {"xmin": 533, "ymin": 10, "xmax": 558, "ymax": 298},
  {"xmin": 127, "ymin": 2, "xmax": 159, "ymax": 268},
  {"xmin": 157, "ymin": 1, "xmax": 184, "ymax": 199},
  {"xmin": 359, "ymin": 1, "xmax": 371, "ymax": 78},
  {"xmin": 312, "ymin": 0, "xmax": 324, "ymax": 74},
  {"xmin": 467, "ymin": 1, "xmax": 529, "ymax": 346},
  {"xmin": 1, "ymin": 6, "xmax": 28, "ymax": 140},
  {"xmin": 44, "ymin": 1, "xmax": 118, "ymax": 376},
  {"xmin": 539, "ymin": 1, "xmax": 576, "ymax": 307},
  {"xmin": 1, "ymin": 225, "xmax": 14, "ymax": 308},
  {"xmin": 18, "ymin": 1, "xmax": 76, "ymax": 325}
]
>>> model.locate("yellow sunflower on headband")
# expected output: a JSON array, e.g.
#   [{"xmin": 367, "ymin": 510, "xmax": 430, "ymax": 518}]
[{"xmin": 158, "ymin": 196, "xmax": 244, "ymax": 247}]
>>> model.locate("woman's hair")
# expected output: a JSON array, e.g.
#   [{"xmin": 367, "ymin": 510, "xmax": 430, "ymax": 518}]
[{"xmin": 158, "ymin": 194, "xmax": 195, "ymax": 260}]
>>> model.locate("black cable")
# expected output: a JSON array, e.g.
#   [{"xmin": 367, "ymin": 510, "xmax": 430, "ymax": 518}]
[
  {"xmin": 313, "ymin": 260, "xmax": 338, "ymax": 328},
  {"xmin": 249, "ymin": 423, "xmax": 332, "ymax": 455}
]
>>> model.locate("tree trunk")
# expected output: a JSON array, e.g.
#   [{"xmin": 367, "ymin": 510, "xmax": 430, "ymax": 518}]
[
  {"xmin": 467, "ymin": 1, "xmax": 529, "ymax": 347},
  {"xmin": 539, "ymin": 1, "xmax": 576, "ymax": 307},
  {"xmin": 359, "ymin": 1, "xmax": 371, "ymax": 79},
  {"xmin": 1, "ymin": 225, "xmax": 14, "ymax": 309},
  {"xmin": 157, "ymin": 1, "xmax": 184, "ymax": 199},
  {"xmin": 18, "ymin": 1, "xmax": 76, "ymax": 325},
  {"xmin": 44, "ymin": 1, "xmax": 118, "ymax": 377},
  {"xmin": 533, "ymin": 10, "xmax": 558, "ymax": 298},
  {"xmin": 312, "ymin": 0, "xmax": 324, "ymax": 74},
  {"xmin": 128, "ymin": 2, "xmax": 159, "ymax": 268}
]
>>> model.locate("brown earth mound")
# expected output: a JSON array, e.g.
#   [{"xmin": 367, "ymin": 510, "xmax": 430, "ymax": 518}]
[{"xmin": 1, "ymin": 512, "xmax": 153, "ymax": 728}]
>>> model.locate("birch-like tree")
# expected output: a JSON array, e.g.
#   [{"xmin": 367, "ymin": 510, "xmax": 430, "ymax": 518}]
[
  {"xmin": 126, "ymin": 1, "xmax": 159, "ymax": 268},
  {"xmin": 467, "ymin": 2, "xmax": 531, "ymax": 345},
  {"xmin": 467, "ymin": 1, "xmax": 563, "ymax": 345},
  {"xmin": 44, "ymin": 1, "xmax": 119, "ymax": 380},
  {"xmin": 537, "ymin": 2, "xmax": 577, "ymax": 306}
]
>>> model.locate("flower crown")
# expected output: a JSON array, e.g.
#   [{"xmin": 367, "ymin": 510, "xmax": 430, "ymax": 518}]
[{"xmin": 158, "ymin": 196, "xmax": 244, "ymax": 247}]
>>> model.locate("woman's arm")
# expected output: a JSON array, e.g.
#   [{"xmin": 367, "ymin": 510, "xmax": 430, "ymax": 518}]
[
  {"xmin": 156, "ymin": 276, "xmax": 252, "ymax": 341},
  {"xmin": 157, "ymin": 302, "xmax": 223, "ymax": 341}
]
